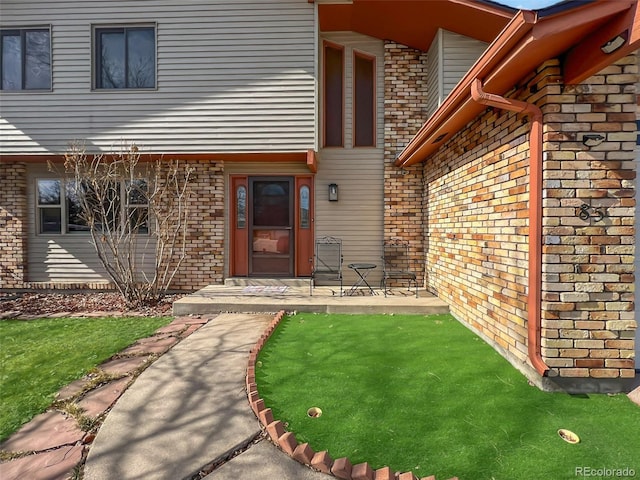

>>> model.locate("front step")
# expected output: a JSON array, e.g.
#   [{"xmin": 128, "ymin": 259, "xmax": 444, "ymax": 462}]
[{"xmin": 224, "ymin": 278, "xmax": 309, "ymax": 288}]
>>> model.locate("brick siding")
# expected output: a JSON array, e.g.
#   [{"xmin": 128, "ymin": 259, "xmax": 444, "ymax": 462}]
[
  {"xmin": 0, "ymin": 162, "xmax": 28, "ymax": 289},
  {"xmin": 383, "ymin": 42, "xmax": 429, "ymax": 285},
  {"xmin": 540, "ymin": 55, "xmax": 638, "ymax": 380},
  {"xmin": 422, "ymin": 54, "xmax": 638, "ymax": 383},
  {"xmin": 170, "ymin": 160, "xmax": 225, "ymax": 290}
]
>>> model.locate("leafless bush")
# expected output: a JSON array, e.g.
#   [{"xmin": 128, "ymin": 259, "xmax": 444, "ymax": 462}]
[{"xmin": 53, "ymin": 141, "xmax": 194, "ymax": 307}]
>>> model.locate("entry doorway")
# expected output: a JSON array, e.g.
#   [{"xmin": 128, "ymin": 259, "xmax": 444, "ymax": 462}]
[
  {"xmin": 230, "ymin": 175, "xmax": 314, "ymax": 278},
  {"xmin": 250, "ymin": 178, "xmax": 294, "ymax": 276}
]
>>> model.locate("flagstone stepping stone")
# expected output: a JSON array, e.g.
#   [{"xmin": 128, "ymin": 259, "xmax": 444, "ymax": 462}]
[
  {"xmin": 1, "ymin": 411, "xmax": 84, "ymax": 453},
  {"xmin": 76, "ymin": 377, "xmax": 131, "ymax": 419},
  {"xmin": 0, "ymin": 445, "xmax": 83, "ymax": 480},
  {"xmin": 99, "ymin": 356, "xmax": 151, "ymax": 376}
]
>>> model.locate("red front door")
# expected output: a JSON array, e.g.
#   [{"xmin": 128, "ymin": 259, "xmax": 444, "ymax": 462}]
[{"xmin": 230, "ymin": 175, "xmax": 314, "ymax": 277}]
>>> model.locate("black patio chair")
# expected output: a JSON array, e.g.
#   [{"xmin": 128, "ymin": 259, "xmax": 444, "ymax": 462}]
[
  {"xmin": 381, "ymin": 237, "xmax": 418, "ymax": 297},
  {"xmin": 310, "ymin": 236, "xmax": 343, "ymax": 296}
]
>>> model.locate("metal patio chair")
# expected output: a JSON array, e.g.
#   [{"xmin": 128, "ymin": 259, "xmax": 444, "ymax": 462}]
[
  {"xmin": 381, "ymin": 237, "xmax": 418, "ymax": 297},
  {"xmin": 310, "ymin": 236, "xmax": 343, "ymax": 296}
]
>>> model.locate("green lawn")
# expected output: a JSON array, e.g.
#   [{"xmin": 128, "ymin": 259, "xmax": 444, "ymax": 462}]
[
  {"xmin": 256, "ymin": 313, "xmax": 640, "ymax": 480},
  {"xmin": 0, "ymin": 316, "xmax": 171, "ymax": 442}
]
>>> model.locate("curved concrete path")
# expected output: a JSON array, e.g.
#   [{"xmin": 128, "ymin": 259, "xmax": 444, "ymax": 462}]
[{"xmin": 84, "ymin": 313, "xmax": 328, "ymax": 480}]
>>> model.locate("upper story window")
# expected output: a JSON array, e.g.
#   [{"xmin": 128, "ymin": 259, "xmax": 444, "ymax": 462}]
[
  {"xmin": 94, "ymin": 25, "xmax": 156, "ymax": 89},
  {"xmin": 323, "ymin": 42, "xmax": 344, "ymax": 147},
  {"xmin": 353, "ymin": 52, "xmax": 375, "ymax": 147},
  {"xmin": 0, "ymin": 27, "xmax": 51, "ymax": 91}
]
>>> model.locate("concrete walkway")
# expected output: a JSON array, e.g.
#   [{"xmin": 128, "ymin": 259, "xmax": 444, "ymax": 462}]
[{"xmin": 84, "ymin": 313, "xmax": 329, "ymax": 480}]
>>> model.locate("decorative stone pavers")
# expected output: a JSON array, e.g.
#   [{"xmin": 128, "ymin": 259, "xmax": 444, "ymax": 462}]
[
  {"xmin": 0, "ymin": 445, "xmax": 84, "ymax": 480},
  {"xmin": 247, "ymin": 311, "xmax": 461, "ymax": 480},
  {"xmin": 98, "ymin": 356, "xmax": 151, "ymax": 376},
  {"xmin": 0, "ymin": 315, "xmax": 211, "ymax": 480},
  {"xmin": 0, "ymin": 411, "xmax": 85, "ymax": 453},
  {"xmin": 76, "ymin": 377, "xmax": 132, "ymax": 419}
]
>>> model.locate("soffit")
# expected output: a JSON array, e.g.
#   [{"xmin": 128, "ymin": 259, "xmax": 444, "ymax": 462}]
[
  {"xmin": 318, "ymin": 0, "xmax": 513, "ymax": 50},
  {"xmin": 396, "ymin": 0, "xmax": 638, "ymax": 167}
]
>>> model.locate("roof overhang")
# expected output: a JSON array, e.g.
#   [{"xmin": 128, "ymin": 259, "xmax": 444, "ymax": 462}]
[
  {"xmin": 318, "ymin": 0, "xmax": 514, "ymax": 50},
  {"xmin": 396, "ymin": 0, "xmax": 639, "ymax": 167}
]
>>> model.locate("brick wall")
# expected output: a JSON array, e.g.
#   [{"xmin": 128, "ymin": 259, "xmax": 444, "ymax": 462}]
[
  {"xmin": 170, "ymin": 160, "xmax": 225, "ymax": 290},
  {"xmin": 0, "ymin": 162, "xmax": 27, "ymax": 289},
  {"xmin": 383, "ymin": 42, "xmax": 429, "ymax": 284},
  {"xmin": 422, "ymin": 53, "xmax": 638, "ymax": 387},
  {"xmin": 424, "ymin": 88, "xmax": 533, "ymax": 367},
  {"xmin": 540, "ymin": 55, "xmax": 637, "ymax": 381}
]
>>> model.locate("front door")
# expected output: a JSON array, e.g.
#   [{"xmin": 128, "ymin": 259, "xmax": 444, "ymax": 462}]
[
  {"xmin": 250, "ymin": 177, "xmax": 293, "ymax": 276},
  {"xmin": 230, "ymin": 175, "xmax": 314, "ymax": 278}
]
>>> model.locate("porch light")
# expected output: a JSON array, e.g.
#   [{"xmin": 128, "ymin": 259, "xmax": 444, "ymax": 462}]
[
  {"xmin": 328, "ymin": 183, "xmax": 339, "ymax": 202},
  {"xmin": 582, "ymin": 134, "xmax": 605, "ymax": 147},
  {"xmin": 600, "ymin": 30, "xmax": 628, "ymax": 54}
]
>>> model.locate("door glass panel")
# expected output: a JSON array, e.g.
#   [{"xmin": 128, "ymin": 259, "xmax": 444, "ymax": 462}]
[
  {"xmin": 250, "ymin": 179, "xmax": 293, "ymax": 276},
  {"xmin": 252, "ymin": 230, "xmax": 290, "ymax": 254},
  {"xmin": 236, "ymin": 186, "xmax": 246, "ymax": 229},
  {"xmin": 299, "ymin": 185, "xmax": 310, "ymax": 229},
  {"xmin": 253, "ymin": 181, "xmax": 290, "ymax": 226}
]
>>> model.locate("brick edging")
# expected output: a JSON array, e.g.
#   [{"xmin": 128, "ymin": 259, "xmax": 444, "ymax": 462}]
[{"xmin": 246, "ymin": 311, "xmax": 460, "ymax": 480}]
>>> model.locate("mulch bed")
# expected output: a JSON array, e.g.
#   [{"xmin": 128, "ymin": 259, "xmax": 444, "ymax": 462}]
[{"xmin": 0, "ymin": 292, "xmax": 183, "ymax": 318}]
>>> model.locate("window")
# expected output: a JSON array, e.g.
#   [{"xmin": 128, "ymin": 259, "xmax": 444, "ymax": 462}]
[
  {"xmin": 1, "ymin": 28, "xmax": 51, "ymax": 90},
  {"xmin": 353, "ymin": 52, "xmax": 375, "ymax": 147},
  {"xmin": 36, "ymin": 179, "xmax": 149, "ymax": 235},
  {"xmin": 126, "ymin": 179, "xmax": 149, "ymax": 234},
  {"xmin": 94, "ymin": 26, "xmax": 155, "ymax": 89},
  {"xmin": 299, "ymin": 185, "xmax": 310, "ymax": 229},
  {"xmin": 236, "ymin": 186, "xmax": 247, "ymax": 229},
  {"xmin": 323, "ymin": 42, "xmax": 344, "ymax": 147},
  {"xmin": 65, "ymin": 180, "xmax": 91, "ymax": 232},
  {"xmin": 37, "ymin": 180, "xmax": 62, "ymax": 233}
]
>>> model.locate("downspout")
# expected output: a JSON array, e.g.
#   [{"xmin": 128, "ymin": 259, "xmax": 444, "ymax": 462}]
[{"xmin": 470, "ymin": 79, "xmax": 550, "ymax": 377}]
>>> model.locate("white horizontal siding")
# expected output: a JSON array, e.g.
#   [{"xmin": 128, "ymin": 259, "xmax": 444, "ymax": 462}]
[
  {"xmin": 1, "ymin": 0, "xmax": 316, "ymax": 154},
  {"xmin": 425, "ymin": 30, "xmax": 442, "ymax": 117},
  {"xmin": 425, "ymin": 29, "xmax": 487, "ymax": 116},
  {"xmin": 442, "ymin": 30, "xmax": 487, "ymax": 98},
  {"xmin": 26, "ymin": 163, "xmax": 156, "ymax": 283},
  {"xmin": 315, "ymin": 148, "xmax": 384, "ymax": 285}
]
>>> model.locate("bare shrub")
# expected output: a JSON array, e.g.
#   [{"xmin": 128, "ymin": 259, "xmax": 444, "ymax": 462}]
[{"xmin": 53, "ymin": 141, "xmax": 194, "ymax": 307}]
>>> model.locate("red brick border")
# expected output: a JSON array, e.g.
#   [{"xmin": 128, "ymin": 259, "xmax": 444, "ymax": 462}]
[{"xmin": 246, "ymin": 311, "xmax": 460, "ymax": 480}]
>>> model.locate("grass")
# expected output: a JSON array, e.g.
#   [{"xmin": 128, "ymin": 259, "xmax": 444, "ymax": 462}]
[
  {"xmin": 256, "ymin": 313, "xmax": 640, "ymax": 480},
  {"xmin": 0, "ymin": 316, "xmax": 171, "ymax": 442}
]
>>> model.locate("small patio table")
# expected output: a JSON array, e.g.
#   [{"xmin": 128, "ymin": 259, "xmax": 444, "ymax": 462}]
[{"xmin": 346, "ymin": 263, "xmax": 378, "ymax": 296}]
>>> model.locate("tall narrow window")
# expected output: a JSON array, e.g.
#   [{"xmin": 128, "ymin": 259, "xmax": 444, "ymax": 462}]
[
  {"xmin": 354, "ymin": 52, "xmax": 375, "ymax": 147},
  {"xmin": 126, "ymin": 179, "xmax": 149, "ymax": 234},
  {"xmin": 236, "ymin": 186, "xmax": 247, "ymax": 229},
  {"xmin": 299, "ymin": 185, "xmax": 310, "ymax": 229},
  {"xmin": 1, "ymin": 28, "xmax": 51, "ymax": 90},
  {"xmin": 37, "ymin": 179, "xmax": 62, "ymax": 233},
  {"xmin": 323, "ymin": 43, "xmax": 343, "ymax": 147},
  {"xmin": 95, "ymin": 26, "xmax": 156, "ymax": 89}
]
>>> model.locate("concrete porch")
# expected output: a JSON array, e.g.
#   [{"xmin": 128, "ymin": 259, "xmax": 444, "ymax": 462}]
[{"xmin": 173, "ymin": 278, "xmax": 449, "ymax": 316}]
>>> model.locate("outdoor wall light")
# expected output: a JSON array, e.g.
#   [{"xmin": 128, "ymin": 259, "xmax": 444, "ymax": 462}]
[
  {"xmin": 328, "ymin": 183, "xmax": 339, "ymax": 202},
  {"xmin": 582, "ymin": 134, "xmax": 605, "ymax": 147},
  {"xmin": 600, "ymin": 31, "xmax": 628, "ymax": 54}
]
